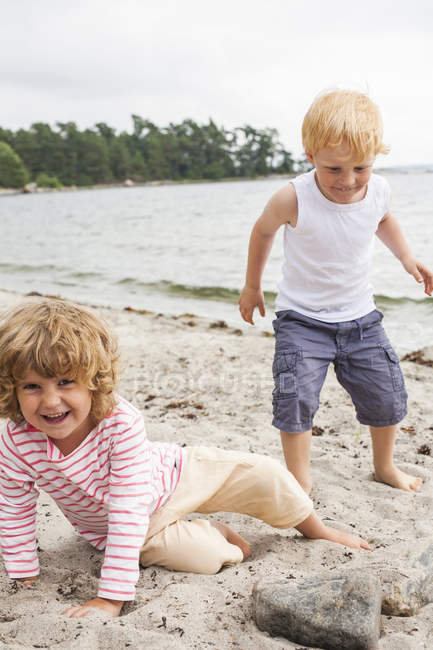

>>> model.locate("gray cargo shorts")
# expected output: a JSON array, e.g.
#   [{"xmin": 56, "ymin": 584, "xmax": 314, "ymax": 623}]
[{"xmin": 272, "ymin": 309, "xmax": 408, "ymax": 432}]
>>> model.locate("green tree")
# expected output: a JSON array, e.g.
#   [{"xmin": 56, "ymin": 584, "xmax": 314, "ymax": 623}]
[
  {"xmin": 29, "ymin": 123, "xmax": 64, "ymax": 177},
  {"xmin": 95, "ymin": 122, "xmax": 116, "ymax": 142},
  {"xmin": 108, "ymin": 139, "xmax": 133, "ymax": 181},
  {"xmin": 56, "ymin": 122, "xmax": 81, "ymax": 185},
  {"xmin": 233, "ymin": 126, "xmax": 284, "ymax": 176},
  {"xmin": 201, "ymin": 119, "xmax": 235, "ymax": 179},
  {"xmin": 0, "ymin": 142, "xmax": 28, "ymax": 187},
  {"xmin": 0, "ymin": 127, "xmax": 14, "ymax": 147},
  {"xmin": 12, "ymin": 129, "xmax": 40, "ymax": 179},
  {"xmin": 36, "ymin": 172, "xmax": 62, "ymax": 188},
  {"xmin": 79, "ymin": 130, "xmax": 111, "ymax": 184},
  {"xmin": 130, "ymin": 150, "xmax": 147, "ymax": 181}
]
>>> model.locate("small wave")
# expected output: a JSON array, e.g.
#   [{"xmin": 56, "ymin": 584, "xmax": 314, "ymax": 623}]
[
  {"xmin": 0, "ymin": 262, "xmax": 59, "ymax": 273},
  {"xmin": 117, "ymin": 277, "xmax": 137, "ymax": 285},
  {"xmin": 114, "ymin": 279, "xmax": 432, "ymax": 309},
  {"xmin": 66, "ymin": 270, "xmax": 104, "ymax": 280},
  {"xmin": 115, "ymin": 278, "xmax": 242, "ymax": 302},
  {"xmin": 375, "ymin": 294, "xmax": 433, "ymax": 308},
  {"xmin": 114, "ymin": 278, "xmax": 337, "ymax": 306}
]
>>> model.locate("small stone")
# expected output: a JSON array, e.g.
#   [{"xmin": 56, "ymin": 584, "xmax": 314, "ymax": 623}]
[
  {"xmin": 416, "ymin": 444, "xmax": 431, "ymax": 456},
  {"xmin": 209, "ymin": 320, "xmax": 228, "ymax": 329},
  {"xmin": 253, "ymin": 571, "xmax": 381, "ymax": 650}
]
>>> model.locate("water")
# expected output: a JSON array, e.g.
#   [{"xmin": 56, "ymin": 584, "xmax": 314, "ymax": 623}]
[{"xmin": 0, "ymin": 172, "xmax": 432, "ymax": 353}]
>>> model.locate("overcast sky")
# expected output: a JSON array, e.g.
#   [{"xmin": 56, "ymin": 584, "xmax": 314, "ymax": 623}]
[{"xmin": 1, "ymin": 0, "xmax": 432, "ymax": 167}]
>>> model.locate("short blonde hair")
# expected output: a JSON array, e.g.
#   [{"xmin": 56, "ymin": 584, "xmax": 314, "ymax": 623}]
[
  {"xmin": 0, "ymin": 298, "xmax": 119, "ymax": 424},
  {"xmin": 302, "ymin": 89, "xmax": 389, "ymax": 160}
]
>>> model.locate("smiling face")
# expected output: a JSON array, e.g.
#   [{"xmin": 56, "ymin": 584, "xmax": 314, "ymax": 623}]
[
  {"xmin": 16, "ymin": 370, "xmax": 93, "ymax": 453},
  {"xmin": 306, "ymin": 142, "xmax": 375, "ymax": 204}
]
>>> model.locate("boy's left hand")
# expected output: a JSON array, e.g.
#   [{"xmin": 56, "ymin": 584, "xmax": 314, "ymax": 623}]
[
  {"xmin": 402, "ymin": 257, "xmax": 433, "ymax": 296},
  {"xmin": 63, "ymin": 597, "xmax": 124, "ymax": 618}
]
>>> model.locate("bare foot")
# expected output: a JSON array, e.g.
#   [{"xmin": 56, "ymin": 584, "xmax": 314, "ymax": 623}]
[
  {"xmin": 374, "ymin": 466, "xmax": 423, "ymax": 492},
  {"xmin": 321, "ymin": 526, "xmax": 372, "ymax": 551},
  {"xmin": 211, "ymin": 521, "xmax": 252, "ymax": 560}
]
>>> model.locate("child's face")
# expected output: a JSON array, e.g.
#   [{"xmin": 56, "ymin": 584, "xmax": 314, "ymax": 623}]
[
  {"xmin": 16, "ymin": 370, "xmax": 93, "ymax": 451},
  {"xmin": 306, "ymin": 142, "xmax": 375, "ymax": 204}
]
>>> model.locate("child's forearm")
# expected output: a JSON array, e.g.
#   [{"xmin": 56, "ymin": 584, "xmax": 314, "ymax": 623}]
[
  {"xmin": 376, "ymin": 213, "xmax": 413, "ymax": 261},
  {"xmin": 244, "ymin": 223, "xmax": 276, "ymax": 289},
  {"xmin": 239, "ymin": 223, "xmax": 277, "ymax": 324},
  {"xmin": 376, "ymin": 212, "xmax": 433, "ymax": 295}
]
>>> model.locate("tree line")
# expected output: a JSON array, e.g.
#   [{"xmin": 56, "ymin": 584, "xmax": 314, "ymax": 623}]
[{"xmin": 0, "ymin": 117, "xmax": 309, "ymax": 188}]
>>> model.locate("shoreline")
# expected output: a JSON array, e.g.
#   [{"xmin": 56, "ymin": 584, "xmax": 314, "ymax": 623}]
[
  {"xmin": 1, "ymin": 166, "xmax": 432, "ymax": 198},
  {"xmin": 0, "ymin": 288, "xmax": 432, "ymax": 649},
  {"xmin": 0, "ymin": 173, "xmax": 294, "ymax": 198}
]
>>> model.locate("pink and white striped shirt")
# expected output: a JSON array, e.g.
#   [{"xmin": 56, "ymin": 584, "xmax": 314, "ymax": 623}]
[{"xmin": 0, "ymin": 396, "xmax": 185, "ymax": 600}]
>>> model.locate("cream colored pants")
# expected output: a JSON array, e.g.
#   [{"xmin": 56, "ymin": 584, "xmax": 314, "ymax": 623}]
[{"xmin": 139, "ymin": 446, "xmax": 313, "ymax": 574}]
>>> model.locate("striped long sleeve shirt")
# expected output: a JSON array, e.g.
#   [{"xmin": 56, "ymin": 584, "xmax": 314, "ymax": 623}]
[{"xmin": 0, "ymin": 396, "xmax": 185, "ymax": 600}]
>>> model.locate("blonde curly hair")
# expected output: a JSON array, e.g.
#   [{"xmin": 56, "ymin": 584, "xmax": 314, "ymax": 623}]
[
  {"xmin": 302, "ymin": 89, "xmax": 389, "ymax": 160},
  {"xmin": 0, "ymin": 298, "xmax": 119, "ymax": 424}
]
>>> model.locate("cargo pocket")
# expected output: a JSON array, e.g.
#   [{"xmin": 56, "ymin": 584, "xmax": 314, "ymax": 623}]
[
  {"xmin": 272, "ymin": 349, "xmax": 300, "ymax": 399},
  {"xmin": 383, "ymin": 346, "xmax": 404, "ymax": 391}
]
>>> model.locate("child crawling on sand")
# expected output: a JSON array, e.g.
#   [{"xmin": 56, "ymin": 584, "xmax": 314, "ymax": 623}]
[{"xmin": 0, "ymin": 299, "xmax": 370, "ymax": 618}]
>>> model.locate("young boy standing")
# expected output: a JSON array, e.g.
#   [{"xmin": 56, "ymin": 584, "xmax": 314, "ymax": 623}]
[
  {"xmin": 239, "ymin": 89, "xmax": 432, "ymax": 495},
  {"xmin": 0, "ymin": 299, "xmax": 370, "ymax": 619}
]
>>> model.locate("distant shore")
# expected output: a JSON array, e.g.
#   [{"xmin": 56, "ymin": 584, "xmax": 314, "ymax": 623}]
[
  {"xmin": 2, "ymin": 165, "xmax": 433, "ymax": 199},
  {"xmin": 0, "ymin": 173, "xmax": 295, "ymax": 198}
]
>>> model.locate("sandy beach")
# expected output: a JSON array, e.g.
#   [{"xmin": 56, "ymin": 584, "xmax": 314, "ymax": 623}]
[{"xmin": 0, "ymin": 288, "xmax": 432, "ymax": 649}]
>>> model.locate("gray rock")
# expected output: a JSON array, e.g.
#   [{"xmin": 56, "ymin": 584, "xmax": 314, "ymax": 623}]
[
  {"xmin": 253, "ymin": 571, "xmax": 382, "ymax": 650},
  {"xmin": 380, "ymin": 543, "xmax": 433, "ymax": 616}
]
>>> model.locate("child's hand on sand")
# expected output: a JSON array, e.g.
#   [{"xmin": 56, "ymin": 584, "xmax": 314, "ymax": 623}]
[
  {"xmin": 15, "ymin": 576, "xmax": 38, "ymax": 588},
  {"xmin": 401, "ymin": 256, "xmax": 433, "ymax": 296},
  {"xmin": 239, "ymin": 285, "xmax": 265, "ymax": 324},
  {"xmin": 63, "ymin": 597, "xmax": 124, "ymax": 618}
]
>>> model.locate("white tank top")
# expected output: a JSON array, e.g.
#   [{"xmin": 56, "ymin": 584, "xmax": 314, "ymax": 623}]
[{"xmin": 275, "ymin": 169, "xmax": 391, "ymax": 322}]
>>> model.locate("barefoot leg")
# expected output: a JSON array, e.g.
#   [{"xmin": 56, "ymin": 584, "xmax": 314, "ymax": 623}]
[
  {"xmin": 370, "ymin": 425, "xmax": 423, "ymax": 491},
  {"xmin": 280, "ymin": 429, "xmax": 313, "ymax": 494},
  {"xmin": 295, "ymin": 512, "xmax": 371, "ymax": 551},
  {"xmin": 210, "ymin": 521, "xmax": 251, "ymax": 560}
]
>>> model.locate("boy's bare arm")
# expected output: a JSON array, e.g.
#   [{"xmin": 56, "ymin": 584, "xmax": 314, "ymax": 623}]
[
  {"xmin": 239, "ymin": 184, "xmax": 298, "ymax": 324},
  {"xmin": 376, "ymin": 212, "xmax": 433, "ymax": 296}
]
